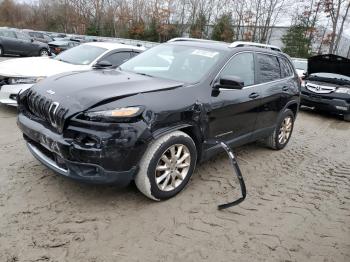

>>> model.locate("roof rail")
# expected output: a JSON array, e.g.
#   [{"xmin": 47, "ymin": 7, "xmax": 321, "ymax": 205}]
[
  {"xmin": 230, "ymin": 41, "xmax": 282, "ymax": 52},
  {"xmin": 167, "ymin": 37, "xmax": 223, "ymax": 44}
]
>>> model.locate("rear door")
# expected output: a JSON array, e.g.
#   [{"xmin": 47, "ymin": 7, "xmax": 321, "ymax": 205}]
[
  {"xmin": 15, "ymin": 32, "xmax": 36, "ymax": 55},
  {"xmin": 209, "ymin": 52, "xmax": 260, "ymax": 142},
  {"xmin": 0, "ymin": 30, "xmax": 20, "ymax": 54},
  {"xmin": 254, "ymin": 53, "xmax": 284, "ymax": 130}
]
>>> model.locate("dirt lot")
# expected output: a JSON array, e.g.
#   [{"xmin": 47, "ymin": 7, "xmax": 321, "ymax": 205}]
[
  {"xmin": 0, "ymin": 98, "xmax": 349, "ymax": 261},
  {"xmin": 0, "ymin": 57, "xmax": 12, "ymax": 62}
]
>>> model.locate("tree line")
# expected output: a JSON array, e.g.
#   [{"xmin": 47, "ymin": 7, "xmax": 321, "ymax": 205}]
[{"xmin": 0, "ymin": 0, "xmax": 349, "ymax": 57}]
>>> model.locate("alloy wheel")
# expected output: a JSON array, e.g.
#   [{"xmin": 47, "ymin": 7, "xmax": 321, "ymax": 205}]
[
  {"xmin": 40, "ymin": 50, "xmax": 49, "ymax": 56},
  {"xmin": 155, "ymin": 144, "xmax": 191, "ymax": 192},
  {"xmin": 278, "ymin": 116, "xmax": 293, "ymax": 144}
]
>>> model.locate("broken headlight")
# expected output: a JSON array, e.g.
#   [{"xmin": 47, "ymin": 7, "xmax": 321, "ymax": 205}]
[
  {"xmin": 335, "ymin": 87, "xmax": 350, "ymax": 95},
  {"xmin": 82, "ymin": 107, "xmax": 143, "ymax": 122},
  {"xmin": 8, "ymin": 77, "xmax": 46, "ymax": 85}
]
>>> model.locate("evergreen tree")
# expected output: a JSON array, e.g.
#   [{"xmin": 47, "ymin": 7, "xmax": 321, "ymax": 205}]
[
  {"xmin": 144, "ymin": 18, "xmax": 159, "ymax": 42},
  {"xmin": 282, "ymin": 16, "xmax": 311, "ymax": 58},
  {"xmin": 190, "ymin": 13, "xmax": 207, "ymax": 38},
  {"xmin": 211, "ymin": 13, "xmax": 234, "ymax": 42}
]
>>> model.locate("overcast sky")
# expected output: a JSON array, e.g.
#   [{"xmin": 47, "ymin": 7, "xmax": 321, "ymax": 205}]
[{"xmin": 14, "ymin": 0, "xmax": 350, "ymax": 38}]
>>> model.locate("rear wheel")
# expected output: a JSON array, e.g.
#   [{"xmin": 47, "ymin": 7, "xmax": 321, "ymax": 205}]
[
  {"xmin": 135, "ymin": 131, "xmax": 197, "ymax": 201},
  {"xmin": 265, "ymin": 109, "xmax": 295, "ymax": 150},
  {"xmin": 39, "ymin": 48, "xmax": 49, "ymax": 56},
  {"xmin": 0, "ymin": 46, "xmax": 3, "ymax": 57}
]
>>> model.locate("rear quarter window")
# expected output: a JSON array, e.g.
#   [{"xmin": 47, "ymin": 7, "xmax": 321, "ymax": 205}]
[
  {"xmin": 279, "ymin": 57, "xmax": 294, "ymax": 78},
  {"xmin": 256, "ymin": 53, "xmax": 280, "ymax": 83}
]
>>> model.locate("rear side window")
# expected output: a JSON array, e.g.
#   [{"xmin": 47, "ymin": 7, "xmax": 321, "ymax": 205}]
[
  {"xmin": 1, "ymin": 30, "xmax": 17, "ymax": 39},
  {"xmin": 279, "ymin": 57, "xmax": 294, "ymax": 78},
  {"xmin": 256, "ymin": 54, "xmax": 280, "ymax": 83},
  {"xmin": 220, "ymin": 52, "xmax": 255, "ymax": 87}
]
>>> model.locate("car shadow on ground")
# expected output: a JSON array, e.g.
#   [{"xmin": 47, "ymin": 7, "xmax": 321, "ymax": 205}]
[
  {"xmin": 0, "ymin": 104, "xmax": 17, "ymax": 117},
  {"xmin": 300, "ymin": 105, "xmax": 345, "ymax": 121}
]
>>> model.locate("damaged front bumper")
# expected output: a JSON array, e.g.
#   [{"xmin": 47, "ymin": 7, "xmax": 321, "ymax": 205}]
[{"xmin": 17, "ymin": 112, "xmax": 151, "ymax": 185}]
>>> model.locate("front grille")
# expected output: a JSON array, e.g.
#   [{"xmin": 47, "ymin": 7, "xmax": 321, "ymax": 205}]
[
  {"xmin": 306, "ymin": 83, "xmax": 336, "ymax": 94},
  {"xmin": 26, "ymin": 90, "xmax": 68, "ymax": 133}
]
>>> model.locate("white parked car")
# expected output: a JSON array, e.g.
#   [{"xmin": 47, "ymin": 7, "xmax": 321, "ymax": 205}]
[
  {"xmin": 291, "ymin": 58, "xmax": 307, "ymax": 77},
  {"xmin": 0, "ymin": 42, "xmax": 145, "ymax": 106}
]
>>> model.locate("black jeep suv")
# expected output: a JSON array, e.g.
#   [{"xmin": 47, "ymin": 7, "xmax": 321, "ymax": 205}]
[
  {"xmin": 301, "ymin": 54, "xmax": 350, "ymax": 121},
  {"xmin": 17, "ymin": 40, "xmax": 300, "ymax": 200}
]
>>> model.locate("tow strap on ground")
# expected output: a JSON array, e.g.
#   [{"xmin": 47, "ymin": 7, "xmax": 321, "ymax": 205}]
[{"xmin": 204, "ymin": 139, "xmax": 247, "ymax": 210}]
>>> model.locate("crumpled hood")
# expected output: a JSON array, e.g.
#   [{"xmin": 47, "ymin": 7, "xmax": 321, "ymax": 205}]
[
  {"xmin": 30, "ymin": 69, "xmax": 183, "ymax": 117},
  {"xmin": 308, "ymin": 54, "xmax": 350, "ymax": 77},
  {"xmin": 0, "ymin": 57, "xmax": 89, "ymax": 77}
]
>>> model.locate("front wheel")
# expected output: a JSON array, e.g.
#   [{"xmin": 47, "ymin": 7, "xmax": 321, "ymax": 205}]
[
  {"xmin": 39, "ymin": 48, "xmax": 49, "ymax": 56},
  {"xmin": 135, "ymin": 131, "xmax": 197, "ymax": 201},
  {"xmin": 265, "ymin": 109, "xmax": 295, "ymax": 150}
]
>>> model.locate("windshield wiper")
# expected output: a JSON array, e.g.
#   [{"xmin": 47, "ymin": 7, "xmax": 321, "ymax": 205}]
[
  {"xmin": 56, "ymin": 58, "xmax": 70, "ymax": 64},
  {"xmin": 339, "ymin": 78, "xmax": 350, "ymax": 84},
  {"xmin": 134, "ymin": 72, "xmax": 154, "ymax": 78}
]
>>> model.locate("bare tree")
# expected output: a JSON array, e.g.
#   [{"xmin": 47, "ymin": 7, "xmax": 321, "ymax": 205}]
[{"xmin": 323, "ymin": 0, "xmax": 350, "ymax": 54}]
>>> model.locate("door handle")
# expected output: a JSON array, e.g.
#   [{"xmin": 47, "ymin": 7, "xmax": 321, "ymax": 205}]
[
  {"xmin": 282, "ymin": 86, "xmax": 289, "ymax": 92},
  {"xmin": 249, "ymin": 92, "xmax": 260, "ymax": 99}
]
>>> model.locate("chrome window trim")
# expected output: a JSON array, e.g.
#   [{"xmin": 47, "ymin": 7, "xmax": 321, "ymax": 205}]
[{"xmin": 213, "ymin": 51, "xmax": 295, "ymax": 91}]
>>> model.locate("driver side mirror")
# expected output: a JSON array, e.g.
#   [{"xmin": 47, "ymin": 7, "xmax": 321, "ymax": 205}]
[
  {"xmin": 93, "ymin": 60, "xmax": 113, "ymax": 69},
  {"xmin": 214, "ymin": 75, "xmax": 244, "ymax": 90},
  {"xmin": 30, "ymin": 38, "xmax": 34, "ymax": 43}
]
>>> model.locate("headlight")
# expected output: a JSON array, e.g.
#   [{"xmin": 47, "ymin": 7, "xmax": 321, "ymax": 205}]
[
  {"xmin": 83, "ymin": 107, "xmax": 143, "ymax": 122},
  {"xmin": 335, "ymin": 87, "xmax": 350, "ymax": 94},
  {"xmin": 8, "ymin": 77, "xmax": 46, "ymax": 85}
]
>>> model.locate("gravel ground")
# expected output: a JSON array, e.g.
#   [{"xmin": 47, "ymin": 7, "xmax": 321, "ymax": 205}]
[
  {"xmin": 0, "ymin": 56, "xmax": 13, "ymax": 62},
  {"xmin": 0, "ymin": 104, "xmax": 349, "ymax": 262}
]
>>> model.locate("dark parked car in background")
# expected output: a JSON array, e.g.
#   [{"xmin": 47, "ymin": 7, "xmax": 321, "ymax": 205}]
[
  {"xmin": 22, "ymin": 30, "xmax": 54, "ymax": 44},
  {"xmin": 0, "ymin": 28, "xmax": 50, "ymax": 57},
  {"xmin": 17, "ymin": 40, "xmax": 300, "ymax": 200},
  {"xmin": 301, "ymin": 54, "xmax": 350, "ymax": 121},
  {"xmin": 48, "ymin": 39, "xmax": 80, "ymax": 55}
]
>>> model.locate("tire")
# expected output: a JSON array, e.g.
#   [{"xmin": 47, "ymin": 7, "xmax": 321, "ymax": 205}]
[
  {"xmin": 265, "ymin": 109, "xmax": 295, "ymax": 150},
  {"xmin": 135, "ymin": 131, "xmax": 197, "ymax": 201},
  {"xmin": 344, "ymin": 114, "xmax": 350, "ymax": 122},
  {"xmin": 39, "ymin": 48, "xmax": 49, "ymax": 56},
  {"xmin": 0, "ymin": 46, "xmax": 3, "ymax": 57}
]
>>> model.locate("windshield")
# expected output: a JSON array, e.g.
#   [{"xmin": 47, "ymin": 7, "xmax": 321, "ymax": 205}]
[
  {"xmin": 119, "ymin": 44, "xmax": 225, "ymax": 83},
  {"xmin": 54, "ymin": 45, "xmax": 107, "ymax": 65},
  {"xmin": 310, "ymin": 72, "xmax": 350, "ymax": 82},
  {"xmin": 292, "ymin": 60, "xmax": 307, "ymax": 71}
]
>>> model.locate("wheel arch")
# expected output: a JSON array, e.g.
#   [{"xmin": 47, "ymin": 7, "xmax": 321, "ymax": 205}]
[{"xmin": 152, "ymin": 124, "xmax": 204, "ymax": 162}]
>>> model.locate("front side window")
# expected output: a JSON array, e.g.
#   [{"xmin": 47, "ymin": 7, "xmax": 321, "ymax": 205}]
[
  {"xmin": 16, "ymin": 32, "xmax": 31, "ymax": 41},
  {"xmin": 120, "ymin": 44, "xmax": 225, "ymax": 83},
  {"xmin": 256, "ymin": 54, "xmax": 281, "ymax": 83},
  {"xmin": 220, "ymin": 52, "xmax": 255, "ymax": 87},
  {"xmin": 54, "ymin": 44, "xmax": 107, "ymax": 65},
  {"xmin": 103, "ymin": 52, "xmax": 131, "ymax": 67}
]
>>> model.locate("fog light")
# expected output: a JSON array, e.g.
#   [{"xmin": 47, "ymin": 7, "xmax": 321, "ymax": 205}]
[{"xmin": 335, "ymin": 106, "xmax": 348, "ymax": 111}]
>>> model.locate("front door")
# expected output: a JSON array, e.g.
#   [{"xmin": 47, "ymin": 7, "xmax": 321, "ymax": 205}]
[{"xmin": 208, "ymin": 52, "xmax": 260, "ymax": 143}]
